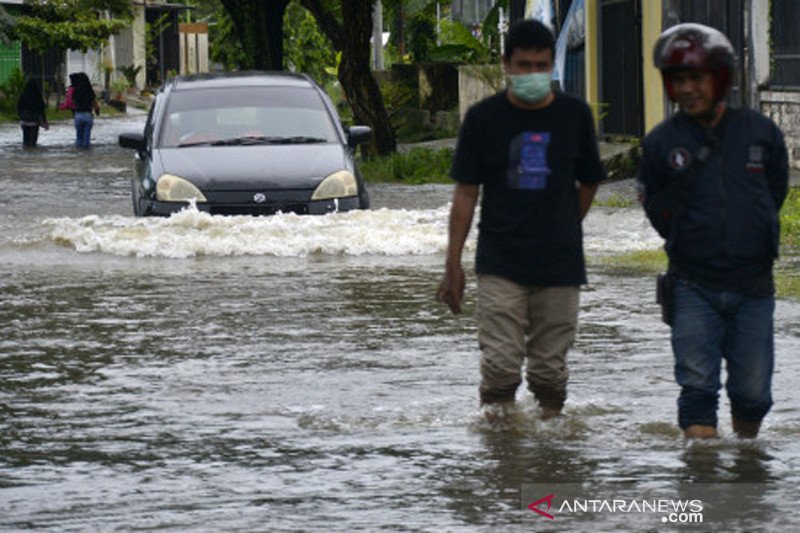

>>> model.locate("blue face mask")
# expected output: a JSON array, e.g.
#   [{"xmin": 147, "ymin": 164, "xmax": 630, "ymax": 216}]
[{"xmin": 510, "ymin": 72, "xmax": 552, "ymax": 103}]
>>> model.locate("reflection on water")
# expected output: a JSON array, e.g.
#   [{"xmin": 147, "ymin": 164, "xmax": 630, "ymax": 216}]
[{"xmin": 1, "ymin": 116, "xmax": 800, "ymax": 530}]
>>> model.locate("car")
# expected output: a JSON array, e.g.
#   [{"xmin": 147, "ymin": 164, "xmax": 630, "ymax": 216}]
[{"xmin": 118, "ymin": 71, "xmax": 372, "ymax": 216}]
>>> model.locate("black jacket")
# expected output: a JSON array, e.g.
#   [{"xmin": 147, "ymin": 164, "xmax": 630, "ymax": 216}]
[{"xmin": 637, "ymin": 108, "xmax": 788, "ymax": 296}]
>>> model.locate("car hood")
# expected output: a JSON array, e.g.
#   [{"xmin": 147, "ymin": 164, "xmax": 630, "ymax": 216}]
[{"xmin": 155, "ymin": 144, "xmax": 349, "ymax": 190}]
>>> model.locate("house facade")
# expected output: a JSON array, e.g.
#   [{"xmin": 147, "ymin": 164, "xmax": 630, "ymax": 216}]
[
  {"xmin": 512, "ymin": 0, "xmax": 800, "ymax": 169},
  {"xmin": 0, "ymin": 0, "xmax": 208, "ymax": 91}
]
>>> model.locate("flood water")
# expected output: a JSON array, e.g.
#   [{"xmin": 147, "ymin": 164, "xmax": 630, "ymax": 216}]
[{"xmin": 1, "ymin": 115, "xmax": 800, "ymax": 531}]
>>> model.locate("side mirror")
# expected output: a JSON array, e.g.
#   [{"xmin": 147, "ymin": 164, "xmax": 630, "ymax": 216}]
[
  {"xmin": 346, "ymin": 125, "xmax": 371, "ymax": 148},
  {"xmin": 119, "ymin": 132, "xmax": 146, "ymax": 152}
]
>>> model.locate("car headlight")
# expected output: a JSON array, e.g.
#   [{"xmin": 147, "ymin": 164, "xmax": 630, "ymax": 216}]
[
  {"xmin": 156, "ymin": 174, "xmax": 207, "ymax": 202},
  {"xmin": 311, "ymin": 170, "xmax": 358, "ymax": 200}
]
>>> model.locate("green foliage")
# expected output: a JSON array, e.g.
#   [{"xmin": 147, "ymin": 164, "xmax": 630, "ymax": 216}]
[
  {"xmin": 12, "ymin": 1, "xmax": 131, "ymax": 52},
  {"xmin": 358, "ymin": 147, "xmax": 453, "ymax": 184},
  {"xmin": 209, "ymin": 4, "xmax": 247, "ymax": 70},
  {"xmin": 379, "ymin": 79, "xmax": 415, "ymax": 131},
  {"xmin": 0, "ymin": 4, "xmax": 14, "ymax": 46},
  {"xmin": 283, "ymin": 0, "xmax": 336, "ymax": 84},
  {"xmin": 406, "ymin": 5, "xmax": 436, "ymax": 62},
  {"xmin": 426, "ymin": 0, "xmax": 508, "ymax": 64},
  {"xmin": 780, "ymin": 187, "xmax": 800, "ymax": 248},
  {"xmin": 117, "ymin": 65, "xmax": 142, "ymax": 89},
  {"xmin": 775, "ymin": 266, "xmax": 800, "ymax": 300},
  {"xmin": 323, "ymin": 79, "xmax": 352, "ymax": 125},
  {"xmin": 430, "ymin": 18, "xmax": 489, "ymax": 63},
  {"xmin": 480, "ymin": 0, "xmax": 509, "ymax": 58},
  {"xmin": 592, "ymin": 249, "xmax": 667, "ymax": 274},
  {"xmin": 0, "ymin": 68, "xmax": 25, "ymax": 118},
  {"xmin": 110, "ymin": 77, "xmax": 128, "ymax": 94},
  {"xmin": 593, "ymin": 193, "xmax": 635, "ymax": 208}
]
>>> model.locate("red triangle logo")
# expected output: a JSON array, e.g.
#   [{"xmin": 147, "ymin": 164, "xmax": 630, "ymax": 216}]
[{"xmin": 528, "ymin": 493, "xmax": 555, "ymax": 519}]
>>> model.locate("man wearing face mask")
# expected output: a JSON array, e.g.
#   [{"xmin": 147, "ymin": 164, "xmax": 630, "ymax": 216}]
[{"xmin": 437, "ymin": 18, "xmax": 605, "ymax": 421}]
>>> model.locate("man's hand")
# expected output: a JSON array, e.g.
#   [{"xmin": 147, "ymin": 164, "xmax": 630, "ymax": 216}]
[{"xmin": 436, "ymin": 264, "xmax": 466, "ymax": 314}]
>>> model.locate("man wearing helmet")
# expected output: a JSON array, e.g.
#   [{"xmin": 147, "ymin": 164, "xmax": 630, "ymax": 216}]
[{"xmin": 637, "ymin": 23, "xmax": 789, "ymax": 439}]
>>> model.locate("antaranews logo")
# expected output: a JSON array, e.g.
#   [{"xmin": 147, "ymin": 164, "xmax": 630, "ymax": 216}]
[
  {"xmin": 527, "ymin": 493, "xmax": 555, "ymax": 520},
  {"xmin": 524, "ymin": 487, "xmax": 704, "ymax": 525}
]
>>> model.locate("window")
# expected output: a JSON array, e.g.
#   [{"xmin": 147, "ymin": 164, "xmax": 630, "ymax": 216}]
[
  {"xmin": 771, "ymin": 0, "xmax": 800, "ymax": 88},
  {"xmin": 159, "ymin": 86, "xmax": 339, "ymax": 147}
]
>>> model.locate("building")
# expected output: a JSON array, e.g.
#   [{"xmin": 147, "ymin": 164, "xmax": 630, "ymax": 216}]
[
  {"xmin": 512, "ymin": 0, "xmax": 800, "ymax": 169},
  {"xmin": 0, "ymin": 0, "xmax": 208, "ymax": 92}
]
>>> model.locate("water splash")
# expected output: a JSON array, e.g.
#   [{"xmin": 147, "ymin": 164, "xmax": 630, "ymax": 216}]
[{"xmin": 40, "ymin": 204, "xmax": 456, "ymax": 258}]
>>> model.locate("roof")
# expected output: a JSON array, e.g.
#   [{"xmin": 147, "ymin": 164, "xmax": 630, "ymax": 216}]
[{"xmin": 167, "ymin": 71, "xmax": 316, "ymax": 91}]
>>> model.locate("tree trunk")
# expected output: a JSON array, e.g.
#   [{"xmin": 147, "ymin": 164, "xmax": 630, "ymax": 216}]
[
  {"xmin": 393, "ymin": 2, "xmax": 405, "ymax": 57},
  {"xmin": 303, "ymin": 0, "xmax": 396, "ymax": 156},
  {"xmin": 220, "ymin": 0, "xmax": 289, "ymax": 70}
]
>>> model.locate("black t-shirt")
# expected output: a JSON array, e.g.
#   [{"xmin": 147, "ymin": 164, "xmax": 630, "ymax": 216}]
[{"xmin": 451, "ymin": 91, "xmax": 605, "ymax": 286}]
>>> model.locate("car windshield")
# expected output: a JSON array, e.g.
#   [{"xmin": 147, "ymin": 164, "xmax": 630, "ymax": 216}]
[{"xmin": 158, "ymin": 86, "xmax": 339, "ymax": 148}]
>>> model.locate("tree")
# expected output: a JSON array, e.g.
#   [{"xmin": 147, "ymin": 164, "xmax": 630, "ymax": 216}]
[
  {"xmin": 301, "ymin": 0, "xmax": 395, "ymax": 155},
  {"xmin": 219, "ymin": 0, "xmax": 289, "ymax": 70},
  {"xmin": 0, "ymin": 5, "xmax": 13, "ymax": 46},
  {"xmin": 283, "ymin": 1, "xmax": 336, "ymax": 85},
  {"xmin": 11, "ymin": 0, "xmax": 132, "ymax": 53}
]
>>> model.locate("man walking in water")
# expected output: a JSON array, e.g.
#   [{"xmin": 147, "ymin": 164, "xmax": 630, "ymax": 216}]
[
  {"xmin": 638, "ymin": 24, "xmax": 788, "ymax": 438},
  {"xmin": 437, "ymin": 19, "xmax": 604, "ymax": 421}
]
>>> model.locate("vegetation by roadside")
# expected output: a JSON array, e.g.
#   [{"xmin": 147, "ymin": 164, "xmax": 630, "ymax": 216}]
[
  {"xmin": 593, "ymin": 187, "xmax": 800, "ymax": 300},
  {"xmin": 358, "ymin": 147, "xmax": 454, "ymax": 184}
]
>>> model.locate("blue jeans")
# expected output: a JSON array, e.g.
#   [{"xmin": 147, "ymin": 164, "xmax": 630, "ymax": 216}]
[
  {"xmin": 671, "ymin": 278, "xmax": 775, "ymax": 429},
  {"xmin": 74, "ymin": 112, "xmax": 93, "ymax": 148}
]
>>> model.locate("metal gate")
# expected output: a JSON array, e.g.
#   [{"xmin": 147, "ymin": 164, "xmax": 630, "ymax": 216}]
[{"xmin": 599, "ymin": 0, "xmax": 643, "ymax": 138}]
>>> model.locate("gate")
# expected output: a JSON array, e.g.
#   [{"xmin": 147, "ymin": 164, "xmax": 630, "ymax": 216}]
[{"xmin": 599, "ymin": 0, "xmax": 643, "ymax": 138}]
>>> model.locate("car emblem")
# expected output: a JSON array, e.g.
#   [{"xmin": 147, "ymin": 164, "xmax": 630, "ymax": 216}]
[{"xmin": 253, "ymin": 193, "xmax": 267, "ymax": 203}]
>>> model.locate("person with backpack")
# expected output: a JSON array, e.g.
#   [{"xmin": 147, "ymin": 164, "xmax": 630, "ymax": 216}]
[{"xmin": 637, "ymin": 24, "xmax": 789, "ymax": 439}]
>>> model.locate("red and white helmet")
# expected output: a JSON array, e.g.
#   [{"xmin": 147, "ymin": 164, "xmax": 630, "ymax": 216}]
[{"xmin": 653, "ymin": 23, "xmax": 735, "ymax": 102}]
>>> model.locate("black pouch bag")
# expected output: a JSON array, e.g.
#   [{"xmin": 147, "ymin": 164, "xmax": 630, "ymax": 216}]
[{"xmin": 656, "ymin": 273, "xmax": 674, "ymax": 326}]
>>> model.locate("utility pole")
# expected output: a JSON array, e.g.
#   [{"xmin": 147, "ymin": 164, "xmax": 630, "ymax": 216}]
[{"xmin": 372, "ymin": 0, "xmax": 384, "ymax": 70}]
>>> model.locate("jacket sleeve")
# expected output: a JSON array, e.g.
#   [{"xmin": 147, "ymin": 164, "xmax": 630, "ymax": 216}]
[
  {"xmin": 637, "ymin": 138, "xmax": 674, "ymax": 239},
  {"xmin": 767, "ymin": 124, "xmax": 789, "ymax": 211}
]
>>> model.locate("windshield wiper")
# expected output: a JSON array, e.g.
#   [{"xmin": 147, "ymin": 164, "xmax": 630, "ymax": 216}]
[
  {"xmin": 176, "ymin": 140, "xmax": 217, "ymax": 147},
  {"xmin": 176, "ymin": 135, "xmax": 328, "ymax": 147},
  {"xmin": 277, "ymin": 136, "xmax": 328, "ymax": 144},
  {"xmin": 210, "ymin": 135, "xmax": 328, "ymax": 146}
]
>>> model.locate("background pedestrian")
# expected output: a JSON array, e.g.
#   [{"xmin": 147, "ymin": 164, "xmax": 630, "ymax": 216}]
[{"xmin": 17, "ymin": 79, "xmax": 48, "ymax": 148}]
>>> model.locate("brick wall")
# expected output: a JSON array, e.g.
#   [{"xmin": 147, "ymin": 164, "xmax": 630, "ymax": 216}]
[{"xmin": 760, "ymin": 90, "xmax": 800, "ymax": 171}]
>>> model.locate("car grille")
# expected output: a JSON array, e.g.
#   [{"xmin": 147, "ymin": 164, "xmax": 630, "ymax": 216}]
[
  {"xmin": 209, "ymin": 203, "xmax": 308, "ymax": 216},
  {"xmin": 204, "ymin": 189, "xmax": 311, "ymax": 216}
]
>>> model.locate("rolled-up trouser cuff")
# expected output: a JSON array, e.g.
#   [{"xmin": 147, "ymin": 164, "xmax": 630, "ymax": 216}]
[
  {"xmin": 529, "ymin": 383, "xmax": 567, "ymax": 410},
  {"xmin": 479, "ymin": 383, "xmax": 520, "ymax": 405},
  {"xmin": 729, "ymin": 395, "xmax": 773, "ymax": 424},
  {"xmin": 677, "ymin": 386, "xmax": 719, "ymax": 429}
]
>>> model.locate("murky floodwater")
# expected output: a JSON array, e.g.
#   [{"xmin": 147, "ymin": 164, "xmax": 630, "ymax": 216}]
[{"xmin": 1, "ymin": 115, "xmax": 799, "ymax": 531}]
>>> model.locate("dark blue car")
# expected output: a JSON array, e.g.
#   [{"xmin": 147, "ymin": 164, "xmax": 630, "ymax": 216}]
[{"xmin": 119, "ymin": 71, "xmax": 371, "ymax": 216}]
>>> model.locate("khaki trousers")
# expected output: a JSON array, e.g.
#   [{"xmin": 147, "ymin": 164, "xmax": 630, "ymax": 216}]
[{"xmin": 477, "ymin": 274, "xmax": 579, "ymax": 407}]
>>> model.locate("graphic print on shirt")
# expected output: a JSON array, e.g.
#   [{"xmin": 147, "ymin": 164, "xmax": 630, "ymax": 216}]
[
  {"xmin": 746, "ymin": 144, "xmax": 765, "ymax": 173},
  {"xmin": 507, "ymin": 131, "xmax": 551, "ymax": 190}
]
